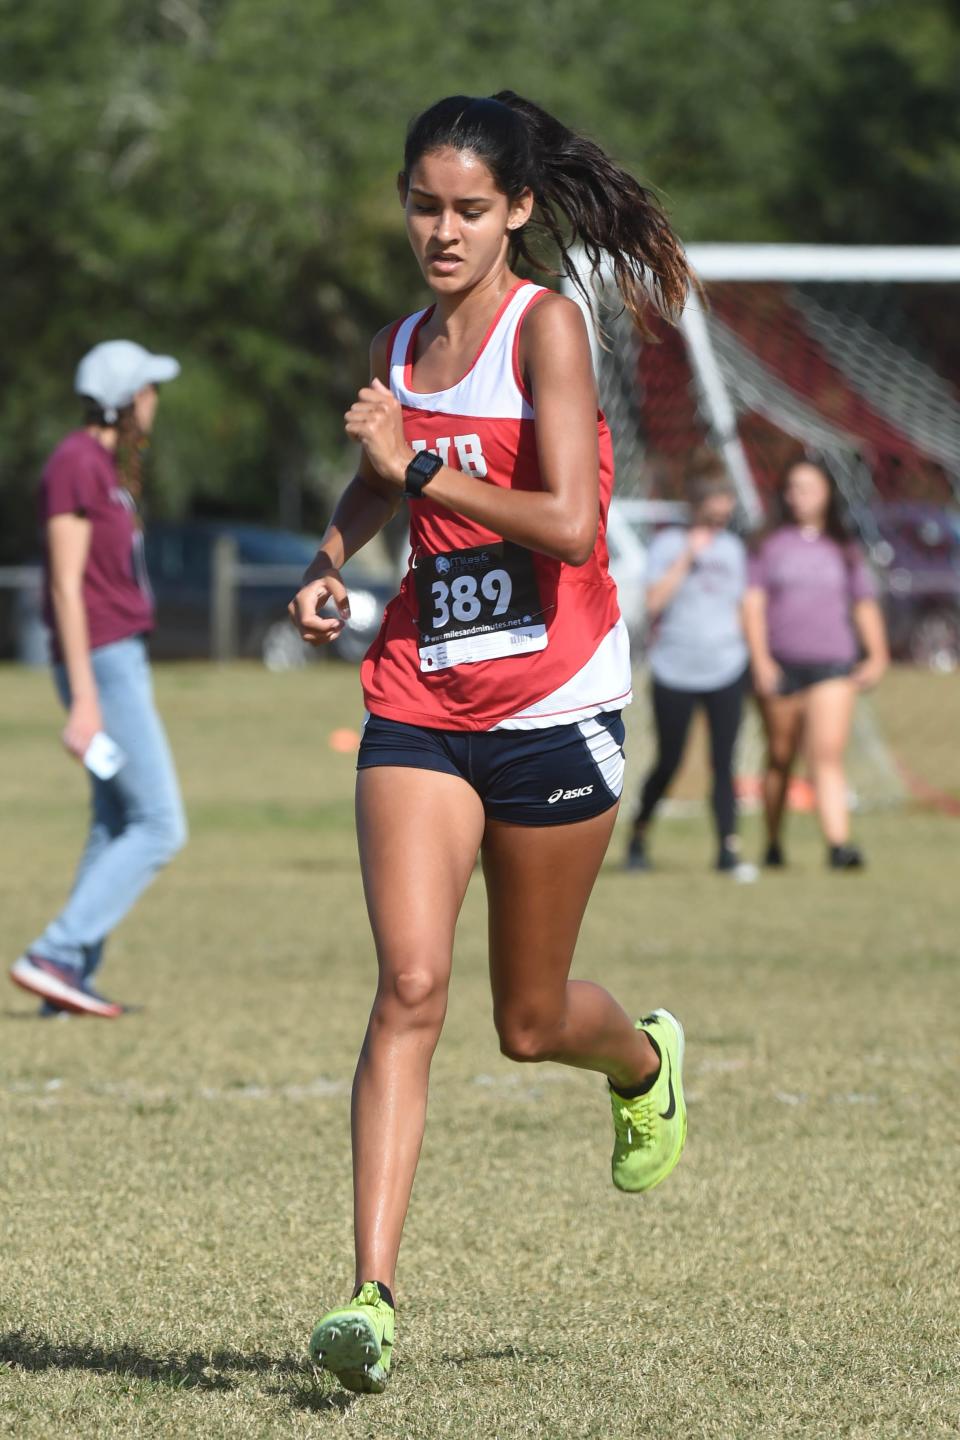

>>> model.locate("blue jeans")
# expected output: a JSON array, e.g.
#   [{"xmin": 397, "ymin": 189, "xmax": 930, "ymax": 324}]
[{"xmin": 30, "ymin": 636, "xmax": 187, "ymax": 977}]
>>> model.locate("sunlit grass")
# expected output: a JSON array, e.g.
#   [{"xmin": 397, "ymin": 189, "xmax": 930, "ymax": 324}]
[{"xmin": 2, "ymin": 661, "xmax": 958, "ymax": 1438}]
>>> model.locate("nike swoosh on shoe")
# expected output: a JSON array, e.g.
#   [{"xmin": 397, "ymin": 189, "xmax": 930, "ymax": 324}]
[{"xmin": 659, "ymin": 1053, "xmax": 676, "ymax": 1120}]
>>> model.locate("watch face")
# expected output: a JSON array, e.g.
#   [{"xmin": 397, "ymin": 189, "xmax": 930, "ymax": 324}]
[
  {"xmin": 406, "ymin": 450, "xmax": 443, "ymax": 497},
  {"xmin": 413, "ymin": 451, "xmax": 441, "ymax": 477}
]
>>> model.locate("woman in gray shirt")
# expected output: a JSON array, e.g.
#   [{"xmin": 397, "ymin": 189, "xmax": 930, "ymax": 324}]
[{"xmin": 627, "ymin": 452, "xmax": 749, "ymax": 872}]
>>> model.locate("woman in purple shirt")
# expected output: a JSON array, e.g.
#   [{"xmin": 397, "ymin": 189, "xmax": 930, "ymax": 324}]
[
  {"xmin": 10, "ymin": 341, "xmax": 187, "ymax": 1017},
  {"xmin": 743, "ymin": 459, "xmax": 888, "ymax": 869}
]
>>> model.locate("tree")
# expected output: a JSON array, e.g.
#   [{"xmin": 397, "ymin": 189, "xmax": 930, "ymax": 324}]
[{"xmin": 2, "ymin": 0, "xmax": 957, "ymax": 563}]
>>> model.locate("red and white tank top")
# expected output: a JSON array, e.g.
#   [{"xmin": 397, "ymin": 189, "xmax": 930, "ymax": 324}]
[{"xmin": 360, "ymin": 279, "xmax": 632, "ymax": 731}]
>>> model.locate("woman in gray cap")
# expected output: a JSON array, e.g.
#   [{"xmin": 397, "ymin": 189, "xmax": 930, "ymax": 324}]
[{"xmin": 10, "ymin": 341, "xmax": 187, "ymax": 1017}]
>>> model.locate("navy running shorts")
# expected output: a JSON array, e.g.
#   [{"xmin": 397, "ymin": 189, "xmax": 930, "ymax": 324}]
[{"xmin": 357, "ymin": 711, "xmax": 627, "ymax": 826}]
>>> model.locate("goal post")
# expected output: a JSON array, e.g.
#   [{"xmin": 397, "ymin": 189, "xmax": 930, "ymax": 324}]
[
  {"xmin": 564, "ymin": 245, "xmax": 960, "ymax": 523},
  {"xmin": 562, "ymin": 244, "xmax": 960, "ymax": 812},
  {"xmin": 676, "ymin": 285, "xmax": 764, "ymax": 527},
  {"xmin": 686, "ymin": 244, "xmax": 960, "ymax": 284}
]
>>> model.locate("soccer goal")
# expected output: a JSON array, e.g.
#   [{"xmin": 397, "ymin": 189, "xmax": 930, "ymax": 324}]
[{"xmin": 564, "ymin": 244, "xmax": 960, "ymax": 811}]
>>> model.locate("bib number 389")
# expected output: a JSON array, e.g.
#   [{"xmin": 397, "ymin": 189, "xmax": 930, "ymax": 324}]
[
  {"xmin": 429, "ymin": 568, "xmax": 512, "ymax": 629},
  {"xmin": 414, "ymin": 542, "xmax": 547, "ymax": 672}
]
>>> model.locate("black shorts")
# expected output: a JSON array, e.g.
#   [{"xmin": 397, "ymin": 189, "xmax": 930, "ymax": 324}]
[
  {"xmin": 357, "ymin": 711, "xmax": 626, "ymax": 826},
  {"xmin": 775, "ymin": 660, "xmax": 855, "ymax": 696}
]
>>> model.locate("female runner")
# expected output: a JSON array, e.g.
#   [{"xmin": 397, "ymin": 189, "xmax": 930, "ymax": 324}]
[{"xmin": 290, "ymin": 92, "xmax": 693, "ymax": 1393}]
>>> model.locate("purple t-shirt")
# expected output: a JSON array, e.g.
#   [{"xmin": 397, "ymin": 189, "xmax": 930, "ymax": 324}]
[
  {"xmin": 748, "ymin": 527, "xmax": 876, "ymax": 665},
  {"xmin": 40, "ymin": 431, "xmax": 154, "ymax": 658}
]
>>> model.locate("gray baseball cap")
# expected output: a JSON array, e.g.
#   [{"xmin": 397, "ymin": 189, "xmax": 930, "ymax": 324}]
[{"xmin": 75, "ymin": 340, "xmax": 180, "ymax": 423}]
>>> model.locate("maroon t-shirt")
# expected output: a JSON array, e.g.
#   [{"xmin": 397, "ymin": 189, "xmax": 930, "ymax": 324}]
[{"xmin": 40, "ymin": 431, "xmax": 154, "ymax": 658}]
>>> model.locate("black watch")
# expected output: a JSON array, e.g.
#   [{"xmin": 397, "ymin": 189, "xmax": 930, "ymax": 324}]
[{"xmin": 404, "ymin": 449, "xmax": 443, "ymax": 499}]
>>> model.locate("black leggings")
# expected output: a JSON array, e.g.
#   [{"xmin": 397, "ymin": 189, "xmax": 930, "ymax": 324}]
[{"xmin": 636, "ymin": 673, "xmax": 745, "ymax": 841}]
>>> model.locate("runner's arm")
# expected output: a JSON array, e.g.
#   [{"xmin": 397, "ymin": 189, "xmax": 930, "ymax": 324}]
[
  {"xmin": 302, "ymin": 327, "xmax": 404, "ymax": 580},
  {"xmin": 344, "ymin": 295, "xmax": 601, "ymax": 566},
  {"xmin": 302, "ymin": 471, "xmax": 402, "ymax": 580},
  {"xmin": 292, "ymin": 329, "xmax": 403, "ymax": 642}
]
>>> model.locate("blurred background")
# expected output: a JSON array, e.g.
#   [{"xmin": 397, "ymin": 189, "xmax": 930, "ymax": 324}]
[{"xmin": 2, "ymin": 0, "xmax": 960, "ymax": 673}]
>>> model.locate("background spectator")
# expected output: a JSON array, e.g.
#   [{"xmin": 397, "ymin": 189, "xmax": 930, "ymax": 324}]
[
  {"xmin": 10, "ymin": 342, "xmax": 187, "ymax": 1017},
  {"xmin": 626, "ymin": 451, "xmax": 749, "ymax": 874},
  {"xmin": 743, "ymin": 458, "xmax": 889, "ymax": 870}
]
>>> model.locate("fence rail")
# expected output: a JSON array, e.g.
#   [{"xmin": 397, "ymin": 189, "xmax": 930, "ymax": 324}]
[
  {"xmin": 209, "ymin": 535, "xmax": 313, "ymax": 660},
  {"xmin": 4, "ymin": 534, "xmax": 954, "ymax": 667},
  {"xmin": 0, "ymin": 566, "xmax": 42, "ymax": 586},
  {"xmin": 0, "ymin": 550, "xmax": 313, "ymax": 663}
]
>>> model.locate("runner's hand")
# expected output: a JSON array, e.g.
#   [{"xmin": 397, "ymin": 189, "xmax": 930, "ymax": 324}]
[
  {"xmin": 62, "ymin": 695, "xmax": 103, "ymax": 762},
  {"xmin": 289, "ymin": 569, "xmax": 352, "ymax": 646},
  {"xmin": 344, "ymin": 378, "xmax": 414, "ymax": 486}
]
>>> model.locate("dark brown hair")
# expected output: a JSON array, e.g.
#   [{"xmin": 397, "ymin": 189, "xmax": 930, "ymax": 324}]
[
  {"xmin": 684, "ymin": 448, "xmax": 734, "ymax": 508},
  {"xmin": 402, "ymin": 92, "xmax": 693, "ymax": 337},
  {"xmin": 773, "ymin": 456, "xmax": 851, "ymax": 545},
  {"xmin": 81, "ymin": 399, "xmax": 144, "ymax": 507}
]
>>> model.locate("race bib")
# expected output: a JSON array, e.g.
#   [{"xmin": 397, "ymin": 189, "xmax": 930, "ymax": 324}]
[{"xmin": 413, "ymin": 542, "xmax": 547, "ymax": 672}]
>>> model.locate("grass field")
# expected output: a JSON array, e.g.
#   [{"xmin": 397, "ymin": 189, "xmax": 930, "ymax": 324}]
[{"xmin": 2, "ymin": 661, "xmax": 959, "ymax": 1439}]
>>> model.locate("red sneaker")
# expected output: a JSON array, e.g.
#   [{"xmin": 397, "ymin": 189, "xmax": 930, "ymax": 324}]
[{"xmin": 10, "ymin": 954, "xmax": 124, "ymax": 1018}]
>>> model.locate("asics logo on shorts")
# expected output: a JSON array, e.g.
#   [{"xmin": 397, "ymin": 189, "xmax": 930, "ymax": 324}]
[{"xmin": 548, "ymin": 785, "xmax": 594, "ymax": 803}]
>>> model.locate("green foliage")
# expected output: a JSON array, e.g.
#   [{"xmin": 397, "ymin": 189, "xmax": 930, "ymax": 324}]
[
  {"xmin": 2, "ymin": 0, "xmax": 958, "ymax": 558},
  {"xmin": 774, "ymin": 2, "xmax": 960, "ymax": 242}
]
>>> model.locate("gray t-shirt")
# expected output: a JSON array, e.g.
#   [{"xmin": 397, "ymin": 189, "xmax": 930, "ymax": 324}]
[{"xmin": 646, "ymin": 527, "xmax": 748, "ymax": 691}]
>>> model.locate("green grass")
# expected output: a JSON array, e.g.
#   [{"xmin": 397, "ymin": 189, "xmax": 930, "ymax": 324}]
[{"xmin": 2, "ymin": 661, "xmax": 959, "ymax": 1439}]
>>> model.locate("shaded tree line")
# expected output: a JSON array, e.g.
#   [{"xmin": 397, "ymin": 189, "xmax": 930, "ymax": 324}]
[{"xmin": 2, "ymin": 0, "xmax": 958, "ymax": 559}]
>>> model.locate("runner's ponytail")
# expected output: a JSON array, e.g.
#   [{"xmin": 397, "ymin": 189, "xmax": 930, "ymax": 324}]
[{"xmin": 403, "ymin": 92, "xmax": 693, "ymax": 336}]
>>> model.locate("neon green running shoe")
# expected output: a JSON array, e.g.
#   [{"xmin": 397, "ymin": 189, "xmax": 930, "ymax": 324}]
[
  {"xmin": 610, "ymin": 1008, "xmax": 687, "ymax": 1193},
  {"xmin": 308, "ymin": 1282, "xmax": 395, "ymax": 1394}
]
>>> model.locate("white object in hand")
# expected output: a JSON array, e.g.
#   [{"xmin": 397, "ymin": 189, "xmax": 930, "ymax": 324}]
[{"xmin": 83, "ymin": 732, "xmax": 127, "ymax": 780}]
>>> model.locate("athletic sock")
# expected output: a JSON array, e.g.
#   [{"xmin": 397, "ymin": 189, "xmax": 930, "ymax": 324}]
[
  {"xmin": 611, "ymin": 1035, "xmax": 661, "ymax": 1100},
  {"xmin": 353, "ymin": 1280, "xmax": 396, "ymax": 1310}
]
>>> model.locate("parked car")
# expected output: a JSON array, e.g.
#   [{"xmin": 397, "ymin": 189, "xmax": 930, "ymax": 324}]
[
  {"xmin": 144, "ymin": 521, "xmax": 396, "ymax": 667},
  {"xmin": 0, "ymin": 563, "xmax": 46, "ymax": 663},
  {"xmin": 869, "ymin": 502, "xmax": 960, "ymax": 671}
]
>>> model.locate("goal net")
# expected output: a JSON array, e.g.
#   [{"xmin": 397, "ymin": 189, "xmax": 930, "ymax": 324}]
[{"xmin": 570, "ymin": 246, "xmax": 960, "ymax": 814}]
